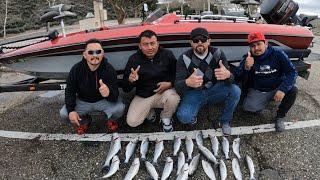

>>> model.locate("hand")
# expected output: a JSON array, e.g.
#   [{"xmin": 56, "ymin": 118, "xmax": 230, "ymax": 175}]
[
  {"xmin": 154, "ymin": 82, "xmax": 172, "ymax": 94},
  {"xmin": 69, "ymin": 111, "xmax": 80, "ymax": 126},
  {"xmin": 129, "ymin": 65, "xmax": 140, "ymax": 83},
  {"xmin": 186, "ymin": 68, "xmax": 203, "ymax": 88},
  {"xmin": 99, "ymin": 79, "xmax": 110, "ymax": 97},
  {"xmin": 245, "ymin": 52, "xmax": 254, "ymax": 70},
  {"xmin": 214, "ymin": 60, "xmax": 231, "ymax": 80},
  {"xmin": 274, "ymin": 90, "xmax": 285, "ymax": 102}
]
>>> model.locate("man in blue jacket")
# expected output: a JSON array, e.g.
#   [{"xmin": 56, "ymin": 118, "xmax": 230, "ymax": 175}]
[{"xmin": 234, "ymin": 32, "xmax": 298, "ymax": 132}]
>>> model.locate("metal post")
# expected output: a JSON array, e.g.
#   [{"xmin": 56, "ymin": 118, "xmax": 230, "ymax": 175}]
[{"xmin": 60, "ymin": 19, "xmax": 66, "ymax": 37}]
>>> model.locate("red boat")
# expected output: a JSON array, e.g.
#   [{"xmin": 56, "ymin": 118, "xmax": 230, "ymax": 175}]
[{"xmin": 0, "ymin": 0, "xmax": 314, "ymax": 92}]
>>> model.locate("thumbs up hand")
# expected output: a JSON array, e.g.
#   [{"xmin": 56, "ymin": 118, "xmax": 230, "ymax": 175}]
[
  {"xmin": 129, "ymin": 65, "xmax": 140, "ymax": 83},
  {"xmin": 186, "ymin": 68, "xmax": 204, "ymax": 88},
  {"xmin": 99, "ymin": 79, "xmax": 110, "ymax": 97},
  {"xmin": 245, "ymin": 52, "xmax": 254, "ymax": 70},
  {"xmin": 214, "ymin": 60, "xmax": 231, "ymax": 80}
]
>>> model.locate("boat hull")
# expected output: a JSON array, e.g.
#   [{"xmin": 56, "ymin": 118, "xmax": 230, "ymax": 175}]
[{"xmin": 0, "ymin": 14, "xmax": 314, "ymax": 79}]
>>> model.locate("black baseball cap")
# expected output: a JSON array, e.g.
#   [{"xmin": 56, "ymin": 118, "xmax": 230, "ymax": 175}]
[{"xmin": 190, "ymin": 27, "xmax": 209, "ymax": 39}]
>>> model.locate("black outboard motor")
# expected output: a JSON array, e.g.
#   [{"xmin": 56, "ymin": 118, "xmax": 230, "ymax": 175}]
[{"xmin": 260, "ymin": 0, "xmax": 299, "ymax": 25}]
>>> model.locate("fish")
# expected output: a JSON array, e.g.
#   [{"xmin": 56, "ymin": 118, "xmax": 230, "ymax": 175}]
[
  {"xmin": 124, "ymin": 137, "xmax": 138, "ymax": 164},
  {"xmin": 246, "ymin": 155, "xmax": 256, "ymax": 180},
  {"xmin": 102, "ymin": 155, "xmax": 120, "ymax": 178},
  {"xmin": 145, "ymin": 161, "xmax": 159, "ymax": 180},
  {"xmin": 198, "ymin": 144, "xmax": 219, "ymax": 166},
  {"xmin": 140, "ymin": 137, "xmax": 149, "ymax": 162},
  {"xmin": 201, "ymin": 160, "xmax": 216, "ymax": 180},
  {"xmin": 177, "ymin": 151, "xmax": 185, "ymax": 176},
  {"xmin": 209, "ymin": 134, "xmax": 219, "ymax": 157},
  {"xmin": 232, "ymin": 158, "xmax": 242, "ymax": 180},
  {"xmin": 153, "ymin": 138, "xmax": 164, "ymax": 166},
  {"xmin": 102, "ymin": 133, "xmax": 121, "ymax": 170},
  {"xmin": 173, "ymin": 136, "xmax": 182, "ymax": 156},
  {"xmin": 176, "ymin": 163, "xmax": 189, "ymax": 180},
  {"xmin": 219, "ymin": 159, "xmax": 227, "ymax": 180},
  {"xmin": 185, "ymin": 136, "xmax": 194, "ymax": 162},
  {"xmin": 188, "ymin": 154, "xmax": 200, "ymax": 176},
  {"xmin": 123, "ymin": 158, "xmax": 140, "ymax": 180},
  {"xmin": 195, "ymin": 131, "xmax": 203, "ymax": 146},
  {"xmin": 161, "ymin": 157, "xmax": 174, "ymax": 180},
  {"xmin": 222, "ymin": 137, "xmax": 230, "ymax": 160},
  {"xmin": 232, "ymin": 137, "xmax": 241, "ymax": 160}
]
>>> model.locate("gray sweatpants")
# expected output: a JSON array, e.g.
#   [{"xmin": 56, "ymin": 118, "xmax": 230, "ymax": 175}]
[
  {"xmin": 243, "ymin": 88, "xmax": 277, "ymax": 112},
  {"xmin": 60, "ymin": 98, "xmax": 125, "ymax": 124}
]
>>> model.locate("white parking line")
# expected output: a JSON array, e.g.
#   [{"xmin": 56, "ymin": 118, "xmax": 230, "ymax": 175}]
[{"xmin": 1, "ymin": 119, "xmax": 320, "ymax": 142}]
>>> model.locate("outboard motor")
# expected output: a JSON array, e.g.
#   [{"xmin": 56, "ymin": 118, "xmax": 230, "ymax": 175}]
[{"xmin": 260, "ymin": 0, "xmax": 299, "ymax": 25}]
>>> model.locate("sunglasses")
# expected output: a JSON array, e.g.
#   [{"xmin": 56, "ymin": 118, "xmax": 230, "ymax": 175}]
[
  {"xmin": 192, "ymin": 37, "xmax": 208, "ymax": 43},
  {"xmin": 87, "ymin": 49, "xmax": 102, "ymax": 55}
]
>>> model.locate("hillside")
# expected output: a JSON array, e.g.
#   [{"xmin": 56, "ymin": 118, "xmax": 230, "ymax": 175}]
[
  {"xmin": 0, "ymin": 0, "xmax": 156, "ymax": 37},
  {"xmin": 311, "ymin": 18, "xmax": 320, "ymax": 36}
]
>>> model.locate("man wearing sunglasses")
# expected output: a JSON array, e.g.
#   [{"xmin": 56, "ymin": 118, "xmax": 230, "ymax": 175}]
[
  {"xmin": 123, "ymin": 30, "xmax": 180, "ymax": 132},
  {"xmin": 175, "ymin": 27, "xmax": 241, "ymax": 136},
  {"xmin": 60, "ymin": 39, "xmax": 125, "ymax": 135},
  {"xmin": 233, "ymin": 32, "xmax": 298, "ymax": 132}
]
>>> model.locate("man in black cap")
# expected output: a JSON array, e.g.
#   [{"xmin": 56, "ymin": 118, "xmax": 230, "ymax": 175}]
[{"xmin": 175, "ymin": 27, "xmax": 241, "ymax": 135}]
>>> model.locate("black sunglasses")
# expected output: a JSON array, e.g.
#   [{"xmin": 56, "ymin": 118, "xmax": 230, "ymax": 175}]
[
  {"xmin": 192, "ymin": 37, "xmax": 208, "ymax": 43},
  {"xmin": 87, "ymin": 49, "xmax": 102, "ymax": 55}
]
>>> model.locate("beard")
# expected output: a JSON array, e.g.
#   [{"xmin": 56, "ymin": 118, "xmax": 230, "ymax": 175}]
[
  {"xmin": 88, "ymin": 57, "xmax": 101, "ymax": 65},
  {"xmin": 195, "ymin": 45, "xmax": 207, "ymax": 55}
]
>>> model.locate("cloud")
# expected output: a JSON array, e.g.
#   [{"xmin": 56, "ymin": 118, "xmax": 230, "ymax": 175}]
[{"xmin": 294, "ymin": 0, "xmax": 320, "ymax": 16}]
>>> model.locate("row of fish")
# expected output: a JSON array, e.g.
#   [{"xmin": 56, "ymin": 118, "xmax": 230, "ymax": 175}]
[{"xmin": 101, "ymin": 132, "xmax": 256, "ymax": 179}]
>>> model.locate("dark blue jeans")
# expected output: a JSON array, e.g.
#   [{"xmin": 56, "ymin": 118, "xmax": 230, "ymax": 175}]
[{"xmin": 177, "ymin": 82, "xmax": 241, "ymax": 125}]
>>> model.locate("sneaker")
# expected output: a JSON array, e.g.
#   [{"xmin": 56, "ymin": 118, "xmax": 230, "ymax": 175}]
[
  {"xmin": 75, "ymin": 118, "xmax": 92, "ymax": 135},
  {"xmin": 106, "ymin": 120, "xmax": 119, "ymax": 133},
  {"xmin": 76, "ymin": 124, "xmax": 89, "ymax": 135},
  {"xmin": 221, "ymin": 123, "xmax": 231, "ymax": 136},
  {"xmin": 146, "ymin": 109, "xmax": 156, "ymax": 123},
  {"xmin": 275, "ymin": 117, "xmax": 285, "ymax": 132},
  {"xmin": 162, "ymin": 118, "xmax": 173, "ymax": 132}
]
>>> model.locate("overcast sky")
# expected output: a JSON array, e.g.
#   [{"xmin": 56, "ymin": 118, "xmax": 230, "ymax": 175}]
[{"xmin": 295, "ymin": 0, "xmax": 320, "ymax": 16}]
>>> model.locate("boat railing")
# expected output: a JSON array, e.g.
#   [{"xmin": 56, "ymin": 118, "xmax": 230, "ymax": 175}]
[
  {"xmin": 175, "ymin": 18, "xmax": 255, "ymax": 24},
  {"xmin": 177, "ymin": 14, "xmax": 256, "ymax": 23},
  {"xmin": 0, "ymin": 30, "xmax": 59, "ymax": 53}
]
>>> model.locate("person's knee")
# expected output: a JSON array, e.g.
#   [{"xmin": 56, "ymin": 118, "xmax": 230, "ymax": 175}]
[
  {"xmin": 165, "ymin": 93, "xmax": 181, "ymax": 107},
  {"xmin": 230, "ymin": 84, "xmax": 241, "ymax": 100},
  {"xmin": 126, "ymin": 116, "xmax": 140, "ymax": 127},
  {"xmin": 243, "ymin": 100, "xmax": 262, "ymax": 112},
  {"xmin": 176, "ymin": 107, "xmax": 194, "ymax": 124},
  {"xmin": 59, "ymin": 107, "xmax": 69, "ymax": 120}
]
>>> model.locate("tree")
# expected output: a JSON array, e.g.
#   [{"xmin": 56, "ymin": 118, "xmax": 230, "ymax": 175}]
[
  {"xmin": 3, "ymin": 0, "xmax": 8, "ymax": 38},
  {"xmin": 105, "ymin": 0, "xmax": 127, "ymax": 24}
]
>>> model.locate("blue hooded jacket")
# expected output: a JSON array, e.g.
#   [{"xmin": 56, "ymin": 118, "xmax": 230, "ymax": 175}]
[{"xmin": 233, "ymin": 46, "xmax": 297, "ymax": 93}]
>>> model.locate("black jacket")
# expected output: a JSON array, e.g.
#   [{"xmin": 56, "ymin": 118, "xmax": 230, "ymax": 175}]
[
  {"xmin": 122, "ymin": 48, "xmax": 177, "ymax": 98},
  {"xmin": 65, "ymin": 58, "xmax": 119, "ymax": 113},
  {"xmin": 175, "ymin": 46, "xmax": 233, "ymax": 95}
]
